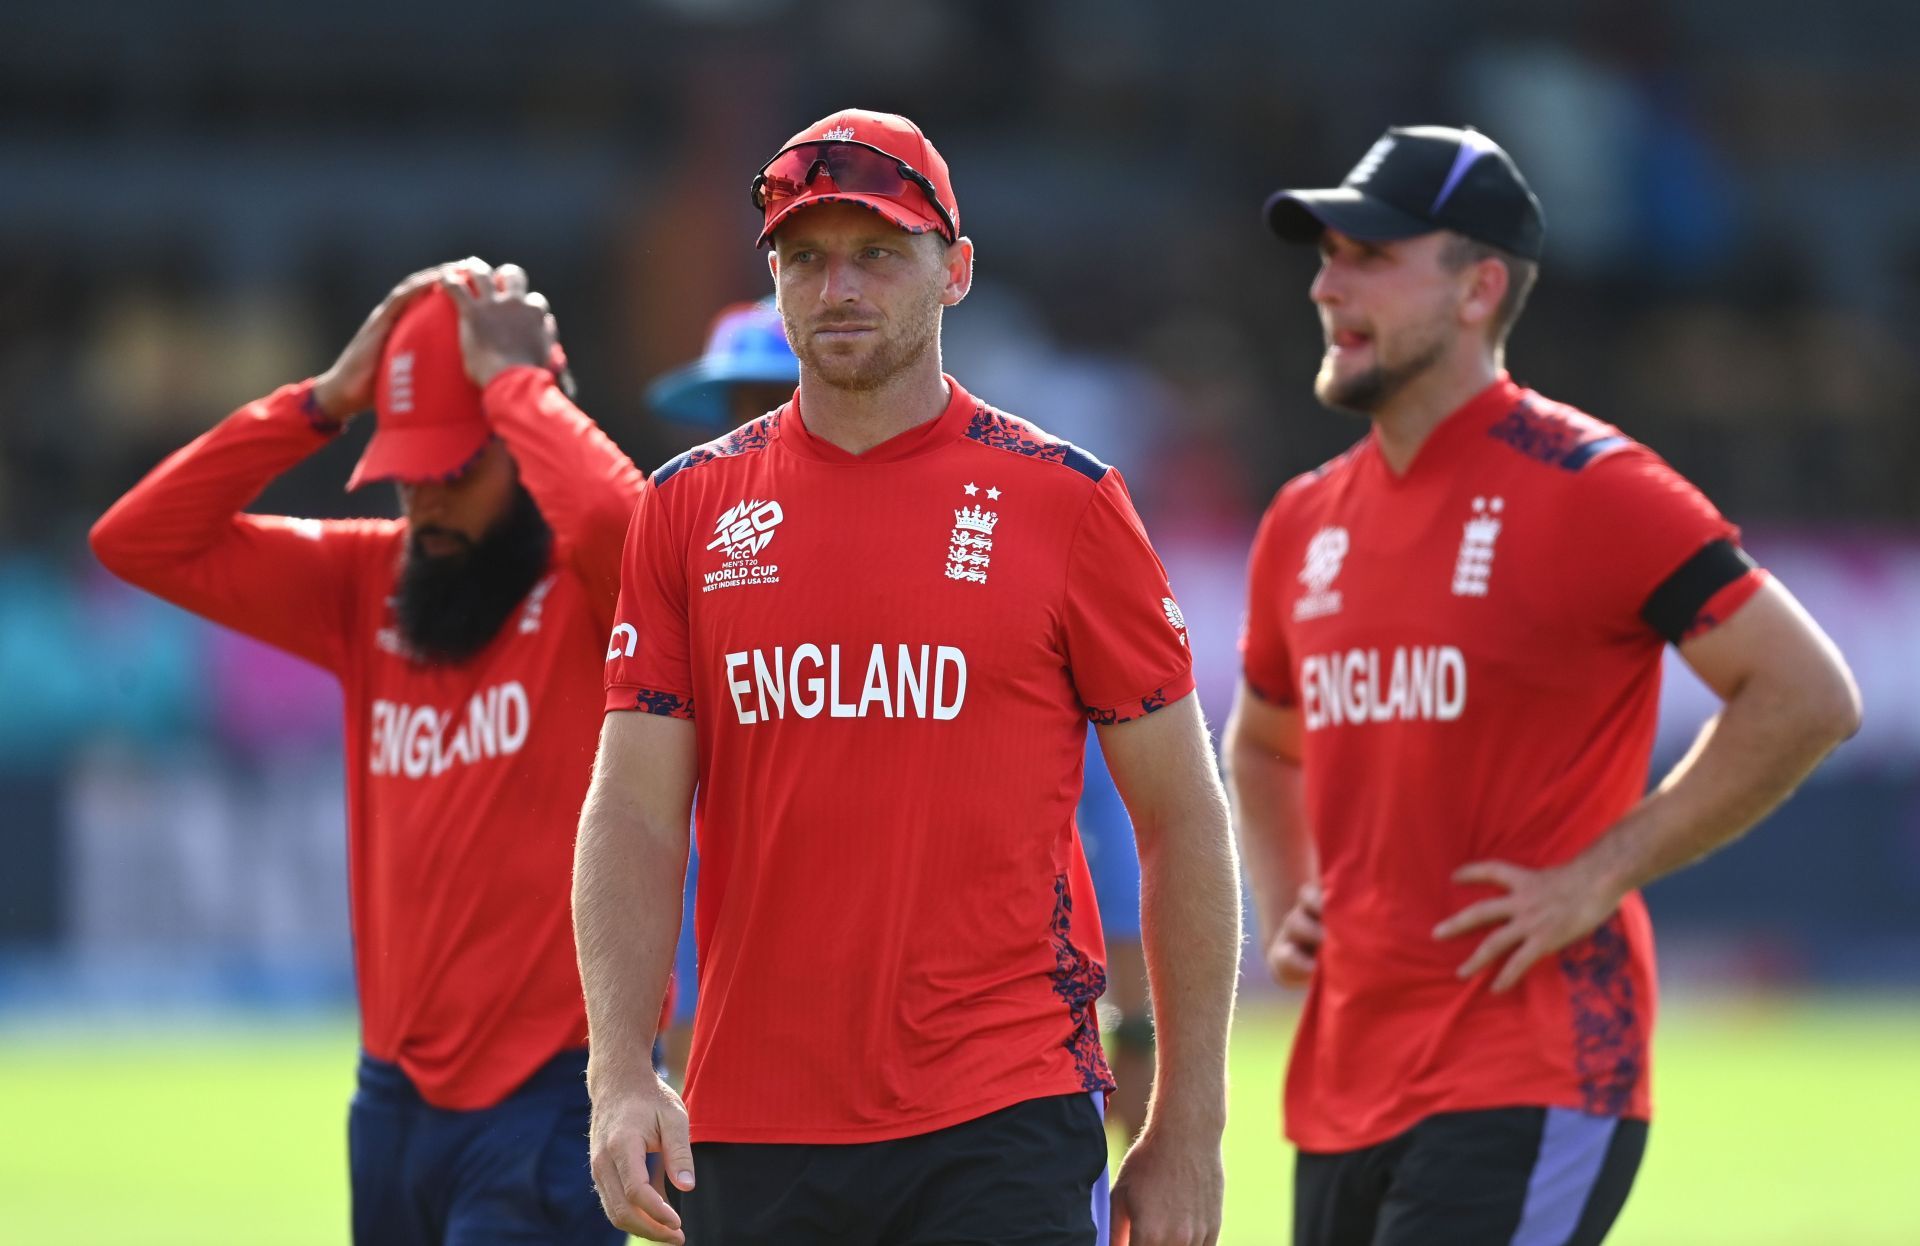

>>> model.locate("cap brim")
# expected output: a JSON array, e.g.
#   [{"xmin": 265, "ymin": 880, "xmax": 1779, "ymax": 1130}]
[
  {"xmin": 757, "ymin": 192, "xmax": 946, "ymax": 248},
  {"xmin": 1264, "ymin": 188, "xmax": 1436, "ymax": 245},
  {"xmin": 646, "ymin": 361, "xmax": 799, "ymax": 427},
  {"xmin": 346, "ymin": 421, "xmax": 492, "ymax": 491}
]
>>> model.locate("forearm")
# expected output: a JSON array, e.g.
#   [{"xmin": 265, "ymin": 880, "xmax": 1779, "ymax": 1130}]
[
  {"xmin": 574, "ymin": 776, "xmax": 689, "ymax": 1092},
  {"xmin": 1223, "ymin": 734, "xmax": 1311, "ymax": 949},
  {"xmin": 1580, "ymin": 674, "xmax": 1855, "ymax": 897},
  {"xmin": 483, "ymin": 367, "xmax": 644, "ymax": 605},
  {"xmin": 1134, "ymin": 780, "xmax": 1241, "ymax": 1130},
  {"xmin": 91, "ymin": 379, "xmax": 336, "ymax": 579}
]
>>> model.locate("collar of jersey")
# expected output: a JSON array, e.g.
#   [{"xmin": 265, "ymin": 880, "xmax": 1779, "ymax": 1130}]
[
  {"xmin": 778, "ymin": 374, "xmax": 975, "ymax": 465},
  {"xmin": 1369, "ymin": 371, "xmax": 1522, "ymax": 483}
]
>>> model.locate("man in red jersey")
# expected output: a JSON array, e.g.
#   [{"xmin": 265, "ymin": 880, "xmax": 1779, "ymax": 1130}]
[
  {"xmin": 575, "ymin": 108, "xmax": 1242, "ymax": 1246},
  {"xmin": 91, "ymin": 260, "xmax": 642, "ymax": 1245},
  {"xmin": 1226, "ymin": 125, "xmax": 1862, "ymax": 1246}
]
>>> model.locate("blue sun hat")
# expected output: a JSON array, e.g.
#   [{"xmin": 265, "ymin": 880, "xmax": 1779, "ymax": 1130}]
[{"xmin": 646, "ymin": 299, "xmax": 799, "ymax": 427}]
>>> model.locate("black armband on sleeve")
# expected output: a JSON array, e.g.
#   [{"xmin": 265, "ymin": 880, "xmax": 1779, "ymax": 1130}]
[{"xmin": 1639, "ymin": 539, "xmax": 1757, "ymax": 644}]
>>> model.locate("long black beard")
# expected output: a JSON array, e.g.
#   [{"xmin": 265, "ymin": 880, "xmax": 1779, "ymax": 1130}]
[{"xmin": 391, "ymin": 486, "xmax": 553, "ymax": 665}]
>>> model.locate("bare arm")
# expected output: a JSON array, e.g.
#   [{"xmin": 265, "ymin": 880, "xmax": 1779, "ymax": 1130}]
[
  {"xmin": 1097, "ymin": 691, "xmax": 1239, "ymax": 1246},
  {"xmin": 1220, "ymin": 684, "xmax": 1320, "ymax": 986},
  {"xmin": 1437, "ymin": 576, "xmax": 1862, "ymax": 991},
  {"xmin": 575, "ymin": 709, "xmax": 697, "ymax": 1244}
]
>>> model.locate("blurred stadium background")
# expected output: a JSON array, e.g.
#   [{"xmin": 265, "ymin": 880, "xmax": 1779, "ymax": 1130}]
[{"xmin": 2, "ymin": 1, "xmax": 1917, "ymax": 1242}]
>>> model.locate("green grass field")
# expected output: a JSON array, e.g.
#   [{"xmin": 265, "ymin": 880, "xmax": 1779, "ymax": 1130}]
[{"xmin": 2, "ymin": 998, "xmax": 1915, "ymax": 1244}]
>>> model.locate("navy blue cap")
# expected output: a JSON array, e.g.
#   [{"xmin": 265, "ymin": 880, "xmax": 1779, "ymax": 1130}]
[{"xmin": 1265, "ymin": 125, "xmax": 1545, "ymax": 261}]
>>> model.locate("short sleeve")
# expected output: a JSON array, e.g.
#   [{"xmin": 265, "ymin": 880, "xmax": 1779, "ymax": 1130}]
[
  {"xmin": 1569, "ymin": 445, "xmax": 1755, "ymax": 641},
  {"xmin": 604, "ymin": 480, "xmax": 695, "ymax": 718},
  {"xmin": 1238, "ymin": 491, "xmax": 1298, "ymax": 706},
  {"xmin": 1061, "ymin": 469, "xmax": 1196, "ymax": 723}
]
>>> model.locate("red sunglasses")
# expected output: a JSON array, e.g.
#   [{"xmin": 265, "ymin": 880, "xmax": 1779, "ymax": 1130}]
[{"xmin": 750, "ymin": 140, "xmax": 956, "ymax": 243}]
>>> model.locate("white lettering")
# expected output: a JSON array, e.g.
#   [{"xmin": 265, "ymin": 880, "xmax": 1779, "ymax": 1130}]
[
  {"xmin": 1296, "ymin": 647, "xmax": 1469, "ymax": 733},
  {"xmin": 896, "ymin": 645, "xmax": 929, "ymax": 718},
  {"xmin": 725, "ymin": 651, "xmax": 756, "ymax": 724},
  {"xmin": 791, "ymin": 645, "xmax": 826, "ymax": 718},
  {"xmin": 933, "ymin": 646, "xmax": 967, "ymax": 721},
  {"xmin": 828, "ymin": 645, "xmax": 857, "ymax": 718},
  {"xmin": 754, "ymin": 648, "xmax": 786, "ymax": 721},
  {"xmin": 367, "ymin": 682, "xmax": 529, "ymax": 779},
  {"xmin": 859, "ymin": 645, "xmax": 894, "ymax": 718}
]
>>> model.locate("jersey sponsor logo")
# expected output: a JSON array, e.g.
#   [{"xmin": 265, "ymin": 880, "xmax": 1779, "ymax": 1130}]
[
  {"xmin": 721, "ymin": 644, "xmax": 968, "ymax": 724},
  {"xmin": 1451, "ymin": 496, "xmax": 1504, "ymax": 597},
  {"xmin": 606, "ymin": 622, "xmax": 638, "ymax": 660},
  {"xmin": 369, "ymin": 681, "xmax": 531, "ymax": 778},
  {"xmin": 703, "ymin": 498, "xmax": 783, "ymax": 592},
  {"xmin": 1162, "ymin": 596, "xmax": 1189, "ymax": 646},
  {"xmin": 1299, "ymin": 646, "xmax": 1466, "ymax": 731},
  {"xmin": 1295, "ymin": 526, "xmax": 1349, "ymax": 620},
  {"xmin": 946, "ymin": 490, "xmax": 999, "ymax": 584}
]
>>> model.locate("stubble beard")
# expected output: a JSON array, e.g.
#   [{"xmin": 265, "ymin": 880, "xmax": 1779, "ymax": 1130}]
[
  {"xmin": 1314, "ymin": 328, "xmax": 1449, "ymax": 417},
  {"xmin": 787, "ymin": 289, "xmax": 943, "ymax": 394}
]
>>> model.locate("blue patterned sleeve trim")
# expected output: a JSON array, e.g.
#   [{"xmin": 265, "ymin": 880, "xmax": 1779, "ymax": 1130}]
[{"xmin": 630, "ymin": 689, "xmax": 695, "ymax": 720}]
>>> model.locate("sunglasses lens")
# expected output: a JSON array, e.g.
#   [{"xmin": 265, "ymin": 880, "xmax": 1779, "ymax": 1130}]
[{"xmin": 754, "ymin": 142, "xmax": 953, "ymax": 240}]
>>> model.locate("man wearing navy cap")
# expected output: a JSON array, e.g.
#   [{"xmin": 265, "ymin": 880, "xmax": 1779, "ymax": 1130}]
[{"xmin": 1228, "ymin": 125, "xmax": 1859, "ymax": 1244}]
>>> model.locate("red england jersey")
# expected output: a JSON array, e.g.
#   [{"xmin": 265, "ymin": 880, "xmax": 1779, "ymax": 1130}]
[
  {"xmin": 605, "ymin": 376, "xmax": 1194, "ymax": 1144},
  {"xmin": 91, "ymin": 368, "xmax": 644, "ymax": 1110},
  {"xmin": 1241, "ymin": 375, "xmax": 1764, "ymax": 1152}
]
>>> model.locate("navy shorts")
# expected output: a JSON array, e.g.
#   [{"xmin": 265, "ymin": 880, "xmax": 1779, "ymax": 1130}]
[
  {"xmin": 668, "ymin": 1091, "xmax": 1111, "ymax": 1245},
  {"xmin": 347, "ymin": 1048, "xmax": 623, "ymax": 1246},
  {"xmin": 1295, "ymin": 1106, "xmax": 1647, "ymax": 1246}
]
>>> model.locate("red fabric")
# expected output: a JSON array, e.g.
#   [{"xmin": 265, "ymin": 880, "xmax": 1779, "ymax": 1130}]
[
  {"xmin": 1239, "ymin": 375, "xmax": 1758, "ymax": 1152},
  {"xmin": 91, "ymin": 367, "xmax": 644, "ymax": 1110},
  {"xmin": 606, "ymin": 376, "xmax": 1193, "ymax": 1143},
  {"xmin": 352, "ymin": 287, "xmax": 491, "ymax": 489}
]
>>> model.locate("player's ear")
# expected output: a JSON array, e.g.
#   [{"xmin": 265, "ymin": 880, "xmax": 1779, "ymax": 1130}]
[
  {"xmin": 767, "ymin": 251, "xmax": 780, "ymax": 282},
  {"xmin": 940, "ymin": 236, "xmax": 974, "ymax": 308},
  {"xmin": 1460, "ymin": 255, "xmax": 1508, "ymax": 334}
]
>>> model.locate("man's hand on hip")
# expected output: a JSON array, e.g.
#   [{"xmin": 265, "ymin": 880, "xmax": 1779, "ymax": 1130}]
[
  {"xmin": 1433, "ymin": 858, "xmax": 1624, "ymax": 993},
  {"xmin": 588, "ymin": 1073, "xmax": 695, "ymax": 1244}
]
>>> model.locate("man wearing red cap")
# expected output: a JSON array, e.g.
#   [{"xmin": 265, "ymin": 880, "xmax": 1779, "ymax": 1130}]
[
  {"xmin": 92, "ymin": 261, "xmax": 642, "ymax": 1245},
  {"xmin": 1228, "ymin": 126, "xmax": 1860, "ymax": 1244},
  {"xmin": 576, "ymin": 109, "xmax": 1241, "ymax": 1246}
]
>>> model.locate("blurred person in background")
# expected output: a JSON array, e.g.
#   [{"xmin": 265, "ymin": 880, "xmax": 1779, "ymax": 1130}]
[
  {"xmin": 647, "ymin": 298, "xmax": 1162, "ymax": 1138},
  {"xmin": 577, "ymin": 108, "xmax": 1239, "ymax": 1246},
  {"xmin": 1226, "ymin": 125, "xmax": 1861, "ymax": 1246},
  {"xmin": 90, "ymin": 260, "xmax": 643, "ymax": 1246}
]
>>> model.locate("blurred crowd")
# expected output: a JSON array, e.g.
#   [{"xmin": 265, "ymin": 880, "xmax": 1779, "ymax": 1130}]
[{"xmin": 3, "ymin": 0, "xmax": 1918, "ymax": 1001}]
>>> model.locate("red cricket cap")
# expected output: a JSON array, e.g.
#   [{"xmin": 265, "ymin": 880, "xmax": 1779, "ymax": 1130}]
[
  {"xmin": 347, "ymin": 286, "xmax": 491, "ymax": 491},
  {"xmin": 755, "ymin": 108, "xmax": 960, "ymax": 248}
]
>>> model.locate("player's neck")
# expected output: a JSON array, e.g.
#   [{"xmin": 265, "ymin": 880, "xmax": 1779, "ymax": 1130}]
[
  {"xmin": 797, "ymin": 359, "xmax": 952, "ymax": 456},
  {"xmin": 1370, "ymin": 349, "xmax": 1502, "ymax": 476}
]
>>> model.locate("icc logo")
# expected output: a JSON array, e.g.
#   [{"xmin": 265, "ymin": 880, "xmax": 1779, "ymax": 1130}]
[
  {"xmin": 706, "ymin": 499, "xmax": 784, "ymax": 563},
  {"xmin": 1295, "ymin": 526, "xmax": 1349, "ymax": 621}
]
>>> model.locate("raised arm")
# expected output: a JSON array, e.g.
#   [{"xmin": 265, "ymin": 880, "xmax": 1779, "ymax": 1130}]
[
  {"xmin": 1097, "ymin": 692, "xmax": 1240, "ymax": 1246},
  {"xmin": 576, "ymin": 709, "xmax": 698, "ymax": 1244},
  {"xmin": 444, "ymin": 259, "xmax": 646, "ymax": 624},
  {"xmin": 89, "ymin": 267, "xmax": 443, "ymax": 669},
  {"xmin": 1222, "ymin": 683, "xmax": 1320, "ymax": 988}
]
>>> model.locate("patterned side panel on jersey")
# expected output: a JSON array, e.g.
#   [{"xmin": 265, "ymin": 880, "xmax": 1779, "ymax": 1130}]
[
  {"xmin": 630, "ymin": 689, "xmax": 695, "ymax": 720},
  {"xmin": 964, "ymin": 403, "xmax": 1109, "ymax": 482},
  {"xmin": 652, "ymin": 410, "xmax": 782, "ymax": 487},
  {"xmin": 1559, "ymin": 914, "xmax": 1643, "ymax": 1116},
  {"xmin": 1049, "ymin": 872, "xmax": 1116, "ymax": 1094},
  {"xmin": 1087, "ymin": 685, "xmax": 1175, "ymax": 725},
  {"xmin": 1488, "ymin": 397, "xmax": 1627, "ymax": 471}
]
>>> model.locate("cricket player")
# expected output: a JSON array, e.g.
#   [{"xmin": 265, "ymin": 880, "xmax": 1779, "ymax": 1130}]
[
  {"xmin": 575, "ymin": 108, "xmax": 1242, "ymax": 1246},
  {"xmin": 91, "ymin": 261, "xmax": 642, "ymax": 1245},
  {"xmin": 645, "ymin": 299, "xmax": 1159, "ymax": 1134},
  {"xmin": 1226, "ymin": 125, "xmax": 1862, "ymax": 1245}
]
